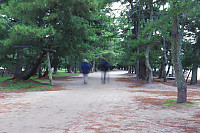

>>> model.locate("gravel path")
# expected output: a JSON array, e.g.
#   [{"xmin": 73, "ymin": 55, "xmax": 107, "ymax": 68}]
[{"xmin": 0, "ymin": 70, "xmax": 200, "ymax": 133}]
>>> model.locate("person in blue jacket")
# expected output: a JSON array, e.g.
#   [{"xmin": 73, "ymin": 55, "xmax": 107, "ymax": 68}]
[{"xmin": 81, "ymin": 59, "xmax": 90, "ymax": 84}]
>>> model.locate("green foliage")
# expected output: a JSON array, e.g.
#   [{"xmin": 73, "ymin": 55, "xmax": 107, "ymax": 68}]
[
  {"xmin": 0, "ymin": 0, "xmax": 200, "ymax": 80},
  {"xmin": 162, "ymin": 100, "xmax": 196, "ymax": 106}
]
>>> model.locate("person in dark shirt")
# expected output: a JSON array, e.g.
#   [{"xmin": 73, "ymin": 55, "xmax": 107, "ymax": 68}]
[
  {"xmin": 100, "ymin": 57, "xmax": 110, "ymax": 84},
  {"xmin": 81, "ymin": 59, "xmax": 90, "ymax": 84}
]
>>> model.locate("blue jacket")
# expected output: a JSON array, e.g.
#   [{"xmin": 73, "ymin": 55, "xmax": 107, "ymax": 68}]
[{"xmin": 81, "ymin": 62, "xmax": 90, "ymax": 74}]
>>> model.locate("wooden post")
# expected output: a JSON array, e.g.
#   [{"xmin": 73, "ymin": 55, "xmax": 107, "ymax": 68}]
[{"xmin": 47, "ymin": 52, "xmax": 53, "ymax": 85}]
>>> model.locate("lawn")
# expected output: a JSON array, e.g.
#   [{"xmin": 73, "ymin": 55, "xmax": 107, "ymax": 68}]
[{"xmin": 0, "ymin": 71, "xmax": 80, "ymax": 91}]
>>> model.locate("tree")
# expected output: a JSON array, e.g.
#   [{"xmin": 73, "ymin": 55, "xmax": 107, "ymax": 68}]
[
  {"xmin": 0, "ymin": 0, "xmax": 118, "ymax": 79},
  {"xmin": 170, "ymin": 0, "xmax": 187, "ymax": 103}
]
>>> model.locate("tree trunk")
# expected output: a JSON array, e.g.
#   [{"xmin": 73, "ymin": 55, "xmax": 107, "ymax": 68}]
[
  {"xmin": 92, "ymin": 60, "xmax": 96, "ymax": 72},
  {"xmin": 139, "ymin": 61, "xmax": 146, "ymax": 80},
  {"xmin": 163, "ymin": 37, "xmax": 167, "ymax": 82},
  {"xmin": 136, "ymin": 0, "xmax": 140, "ymax": 81},
  {"xmin": 145, "ymin": 0, "xmax": 153, "ymax": 83},
  {"xmin": 145, "ymin": 44, "xmax": 153, "ymax": 83},
  {"xmin": 74, "ymin": 55, "xmax": 77, "ymax": 73},
  {"xmin": 67, "ymin": 65, "xmax": 72, "ymax": 73},
  {"xmin": 171, "ymin": 14, "xmax": 187, "ymax": 103},
  {"xmin": 43, "ymin": 68, "xmax": 48, "ymax": 77},
  {"xmin": 190, "ymin": 36, "xmax": 200, "ymax": 84},
  {"xmin": 53, "ymin": 65, "xmax": 58, "ymax": 74},
  {"xmin": 158, "ymin": 64, "xmax": 163, "ymax": 79},
  {"xmin": 38, "ymin": 63, "xmax": 42, "ymax": 78},
  {"xmin": 47, "ymin": 52, "xmax": 53, "ymax": 85},
  {"xmin": 14, "ymin": 48, "xmax": 23, "ymax": 79},
  {"xmin": 23, "ymin": 51, "xmax": 47, "ymax": 80}
]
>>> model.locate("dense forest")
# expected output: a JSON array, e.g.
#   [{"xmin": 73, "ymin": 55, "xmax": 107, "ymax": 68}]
[{"xmin": 0, "ymin": 0, "xmax": 200, "ymax": 103}]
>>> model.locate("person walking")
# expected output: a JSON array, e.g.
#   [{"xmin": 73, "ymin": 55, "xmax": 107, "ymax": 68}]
[
  {"xmin": 100, "ymin": 57, "xmax": 110, "ymax": 84},
  {"xmin": 81, "ymin": 59, "xmax": 90, "ymax": 84}
]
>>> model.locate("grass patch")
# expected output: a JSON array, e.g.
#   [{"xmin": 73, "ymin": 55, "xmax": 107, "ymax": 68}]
[
  {"xmin": 30, "ymin": 71, "xmax": 80, "ymax": 82},
  {"xmin": 52, "ymin": 72, "xmax": 80, "ymax": 77},
  {"xmin": 26, "ymin": 86, "xmax": 50, "ymax": 91},
  {"xmin": 0, "ymin": 71, "xmax": 79, "ymax": 92},
  {"xmin": 162, "ymin": 100, "xmax": 196, "ymax": 106},
  {"xmin": 0, "ymin": 76, "xmax": 12, "ymax": 82},
  {"xmin": 0, "ymin": 79, "xmax": 51, "ymax": 91}
]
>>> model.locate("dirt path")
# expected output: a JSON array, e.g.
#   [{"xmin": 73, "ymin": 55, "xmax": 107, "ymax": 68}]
[{"xmin": 0, "ymin": 70, "xmax": 200, "ymax": 133}]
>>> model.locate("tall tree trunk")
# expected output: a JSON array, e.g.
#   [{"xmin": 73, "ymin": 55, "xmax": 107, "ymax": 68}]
[
  {"xmin": 14, "ymin": 48, "xmax": 23, "ymax": 79},
  {"xmin": 163, "ymin": 37, "xmax": 167, "ymax": 82},
  {"xmin": 47, "ymin": 52, "xmax": 53, "ymax": 85},
  {"xmin": 67, "ymin": 65, "xmax": 72, "ymax": 73},
  {"xmin": 145, "ymin": 44, "xmax": 153, "ymax": 83},
  {"xmin": 74, "ymin": 55, "xmax": 77, "ymax": 73},
  {"xmin": 171, "ymin": 14, "xmax": 187, "ymax": 103},
  {"xmin": 139, "ymin": 61, "xmax": 146, "ymax": 80},
  {"xmin": 23, "ymin": 51, "xmax": 47, "ymax": 80},
  {"xmin": 136, "ymin": 0, "xmax": 140, "ymax": 81},
  {"xmin": 53, "ymin": 56, "xmax": 58, "ymax": 75},
  {"xmin": 190, "ymin": 36, "xmax": 200, "ymax": 84},
  {"xmin": 128, "ymin": 66, "xmax": 131, "ymax": 73},
  {"xmin": 43, "ymin": 68, "xmax": 48, "ymax": 77},
  {"xmin": 43, "ymin": 54, "xmax": 54, "ymax": 77},
  {"xmin": 38, "ymin": 63, "xmax": 42, "ymax": 78},
  {"xmin": 145, "ymin": 0, "xmax": 153, "ymax": 83},
  {"xmin": 92, "ymin": 60, "xmax": 96, "ymax": 72},
  {"xmin": 53, "ymin": 65, "xmax": 58, "ymax": 74},
  {"xmin": 158, "ymin": 63, "xmax": 163, "ymax": 79},
  {"xmin": 190, "ymin": 65, "xmax": 197, "ymax": 84}
]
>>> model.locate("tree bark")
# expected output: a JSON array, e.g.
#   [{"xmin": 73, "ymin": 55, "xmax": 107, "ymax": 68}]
[
  {"xmin": 171, "ymin": 14, "xmax": 187, "ymax": 103},
  {"xmin": 190, "ymin": 36, "xmax": 200, "ymax": 84},
  {"xmin": 47, "ymin": 52, "xmax": 53, "ymax": 85},
  {"xmin": 139, "ymin": 61, "xmax": 146, "ymax": 80},
  {"xmin": 38, "ymin": 63, "xmax": 42, "ymax": 78},
  {"xmin": 53, "ymin": 65, "xmax": 58, "ymax": 74},
  {"xmin": 158, "ymin": 63, "xmax": 163, "ymax": 79},
  {"xmin": 145, "ymin": 44, "xmax": 153, "ymax": 83},
  {"xmin": 43, "ymin": 68, "xmax": 48, "ymax": 77},
  {"xmin": 14, "ymin": 48, "xmax": 23, "ymax": 79},
  {"xmin": 136, "ymin": 0, "xmax": 140, "ymax": 81},
  {"xmin": 23, "ymin": 51, "xmax": 47, "ymax": 80},
  {"xmin": 145, "ymin": 0, "xmax": 153, "ymax": 83},
  {"xmin": 162, "ymin": 37, "xmax": 167, "ymax": 82},
  {"xmin": 74, "ymin": 55, "xmax": 77, "ymax": 73},
  {"xmin": 92, "ymin": 60, "xmax": 96, "ymax": 72}
]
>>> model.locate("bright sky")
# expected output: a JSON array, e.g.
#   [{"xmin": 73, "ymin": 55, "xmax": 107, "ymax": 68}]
[{"xmin": 106, "ymin": 1, "xmax": 130, "ymax": 18}]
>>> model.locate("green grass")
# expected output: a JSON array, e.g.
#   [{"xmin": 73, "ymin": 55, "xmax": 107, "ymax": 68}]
[
  {"xmin": 30, "ymin": 71, "xmax": 80, "ymax": 82},
  {"xmin": 0, "ymin": 71, "xmax": 79, "ymax": 91},
  {"xmin": 0, "ymin": 76, "xmax": 12, "ymax": 82},
  {"xmin": 26, "ymin": 87, "xmax": 50, "ymax": 91},
  {"xmin": 0, "ymin": 80, "xmax": 50, "ymax": 91},
  {"xmin": 52, "ymin": 71, "xmax": 80, "ymax": 77},
  {"xmin": 162, "ymin": 100, "xmax": 196, "ymax": 106}
]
